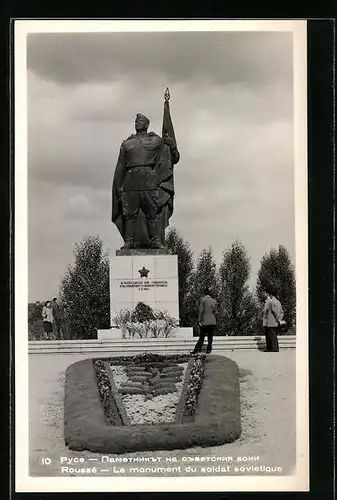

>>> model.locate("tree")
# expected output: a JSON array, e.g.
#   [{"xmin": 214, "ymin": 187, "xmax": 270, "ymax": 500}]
[
  {"xmin": 185, "ymin": 247, "xmax": 218, "ymax": 328},
  {"xmin": 59, "ymin": 236, "xmax": 110, "ymax": 339},
  {"xmin": 217, "ymin": 240, "xmax": 258, "ymax": 335},
  {"xmin": 256, "ymin": 245, "xmax": 296, "ymax": 332},
  {"xmin": 28, "ymin": 301, "xmax": 43, "ymax": 324},
  {"xmin": 28, "ymin": 301, "xmax": 44, "ymax": 340},
  {"xmin": 165, "ymin": 227, "xmax": 194, "ymax": 326}
]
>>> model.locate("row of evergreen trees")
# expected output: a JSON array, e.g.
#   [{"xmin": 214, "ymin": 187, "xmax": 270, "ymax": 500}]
[
  {"xmin": 59, "ymin": 229, "xmax": 296, "ymax": 339},
  {"xmin": 166, "ymin": 228, "xmax": 296, "ymax": 335}
]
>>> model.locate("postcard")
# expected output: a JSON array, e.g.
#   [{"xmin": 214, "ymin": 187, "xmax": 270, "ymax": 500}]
[{"xmin": 15, "ymin": 19, "xmax": 309, "ymax": 492}]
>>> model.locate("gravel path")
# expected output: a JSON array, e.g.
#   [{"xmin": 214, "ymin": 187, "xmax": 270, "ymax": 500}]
[{"xmin": 29, "ymin": 350, "xmax": 296, "ymax": 477}]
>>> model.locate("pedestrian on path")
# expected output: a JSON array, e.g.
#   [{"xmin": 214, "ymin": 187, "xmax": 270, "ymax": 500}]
[
  {"xmin": 191, "ymin": 287, "xmax": 217, "ymax": 355},
  {"xmin": 42, "ymin": 301, "xmax": 53, "ymax": 340},
  {"xmin": 262, "ymin": 285, "xmax": 285, "ymax": 352}
]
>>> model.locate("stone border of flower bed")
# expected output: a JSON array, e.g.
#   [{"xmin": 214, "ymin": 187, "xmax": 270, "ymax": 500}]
[
  {"xmin": 64, "ymin": 354, "xmax": 241, "ymax": 454},
  {"xmin": 102, "ymin": 361, "xmax": 131, "ymax": 426},
  {"xmin": 98, "ymin": 354, "xmax": 203, "ymax": 424}
]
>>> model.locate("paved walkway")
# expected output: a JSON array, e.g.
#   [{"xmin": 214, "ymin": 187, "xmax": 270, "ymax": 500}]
[{"xmin": 29, "ymin": 350, "xmax": 296, "ymax": 477}]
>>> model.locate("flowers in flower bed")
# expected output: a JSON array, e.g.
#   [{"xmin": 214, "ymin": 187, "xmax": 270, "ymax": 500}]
[
  {"xmin": 93, "ymin": 360, "xmax": 117, "ymax": 424},
  {"xmin": 106, "ymin": 351, "xmax": 191, "ymax": 366},
  {"xmin": 180, "ymin": 354, "xmax": 206, "ymax": 419},
  {"xmin": 112, "ymin": 302, "xmax": 179, "ymax": 339}
]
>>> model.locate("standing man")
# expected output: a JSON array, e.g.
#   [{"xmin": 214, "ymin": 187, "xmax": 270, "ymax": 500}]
[
  {"xmin": 62, "ymin": 303, "xmax": 69, "ymax": 340},
  {"xmin": 52, "ymin": 297, "xmax": 62, "ymax": 339},
  {"xmin": 53, "ymin": 297, "xmax": 66, "ymax": 340},
  {"xmin": 191, "ymin": 288, "xmax": 217, "ymax": 355},
  {"xmin": 262, "ymin": 285, "xmax": 284, "ymax": 352}
]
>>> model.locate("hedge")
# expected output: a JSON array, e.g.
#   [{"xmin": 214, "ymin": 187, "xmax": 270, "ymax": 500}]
[{"xmin": 64, "ymin": 354, "xmax": 241, "ymax": 454}]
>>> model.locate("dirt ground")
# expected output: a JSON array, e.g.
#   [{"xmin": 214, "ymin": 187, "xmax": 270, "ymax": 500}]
[{"xmin": 29, "ymin": 349, "xmax": 296, "ymax": 477}]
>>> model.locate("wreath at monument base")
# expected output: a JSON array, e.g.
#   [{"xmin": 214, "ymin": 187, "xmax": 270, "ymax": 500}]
[{"xmin": 64, "ymin": 353, "xmax": 241, "ymax": 454}]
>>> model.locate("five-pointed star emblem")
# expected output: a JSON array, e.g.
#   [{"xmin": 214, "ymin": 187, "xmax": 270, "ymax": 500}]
[{"xmin": 138, "ymin": 266, "xmax": 150, "ymax": 278}]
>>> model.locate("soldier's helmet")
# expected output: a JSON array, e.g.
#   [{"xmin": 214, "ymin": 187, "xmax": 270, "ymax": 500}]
[{"xmin": 135, "ymin": 114, "xmax": 150, "ymax": 127}]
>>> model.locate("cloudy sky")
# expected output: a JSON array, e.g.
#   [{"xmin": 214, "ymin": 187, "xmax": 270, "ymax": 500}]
[{"xmin": 27, "ymin": 30, "xmax": 295, "ymax": 302}]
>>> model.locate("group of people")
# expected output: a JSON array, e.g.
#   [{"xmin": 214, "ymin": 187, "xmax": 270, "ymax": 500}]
[
  {"xmin": 41, "ymin": 287, "xmax": 285, "ymax": 348},
  {"xmin": 41, "ymin": 298, "xmax": 67, "ymax": 340},
  {"xmin": 191, "ymin": 285, "xmax": 285, "ymax": 355}
]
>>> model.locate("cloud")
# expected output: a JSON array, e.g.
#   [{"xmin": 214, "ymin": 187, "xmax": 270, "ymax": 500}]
[
  {"xmin": 28, "ymin": 73, "xmax": 292, "ymax": 190},
  {"xmin": 27, "ymin": 31, "xmax": 292, "ymax": 88},
  {"xmin": 26, "ymin": 30, "xmax": 295, "ymax": 300},
  {"xmin": 66, "ymin": 193, "xmax": 95, "ymax": 218}
]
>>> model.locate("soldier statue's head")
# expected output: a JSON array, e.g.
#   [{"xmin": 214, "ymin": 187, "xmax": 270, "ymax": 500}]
[{"xmin": 135, "ymin": 113, "xmax": 150, "ymax": 132}]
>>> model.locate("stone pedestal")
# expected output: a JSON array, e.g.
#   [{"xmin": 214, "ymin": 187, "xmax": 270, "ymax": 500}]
[
  {"xmin": 109, "ymin": 251, "xmax": 179, "ymax": 326},
  {"xmin": 97, "ymin": 327, "xmax": 193, "ymax": 340}
]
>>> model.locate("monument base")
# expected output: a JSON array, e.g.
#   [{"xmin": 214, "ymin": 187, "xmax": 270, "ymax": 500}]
[
  {"xmin": 110, "ymin": 252, "xmax": 179, "ymax": 325},
  {"xmin": 97, "ymin": 327, "xmax": 193, "ymax": 340},
  {"xmin": 116, "ymin": 248, "xmax": 171, "ymax": 256}
]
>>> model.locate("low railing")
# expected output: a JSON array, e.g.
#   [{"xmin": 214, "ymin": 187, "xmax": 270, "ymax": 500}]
[{"xmin": 28, "ymin": 335, "xmax": 296, "ymax": 354}]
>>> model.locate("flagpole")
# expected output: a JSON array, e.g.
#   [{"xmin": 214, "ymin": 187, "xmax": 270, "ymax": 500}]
[
  {"xmin": 164, "ymin": 87, "xmax": 170, "ymax": 101},
  {"xmin": 162, "ymin": 87, "xmax": 177, "ymax": 147}
]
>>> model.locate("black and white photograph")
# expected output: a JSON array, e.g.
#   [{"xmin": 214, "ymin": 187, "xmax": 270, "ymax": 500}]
[{"xmin": 15, "ymin": 20, "xmax": 308, "ymax": 492}]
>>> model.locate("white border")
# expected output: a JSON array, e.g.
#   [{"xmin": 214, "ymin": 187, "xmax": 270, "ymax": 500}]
[{"xmin": 15, "ymin": 19, "xmax": 309, "ymax": 492}]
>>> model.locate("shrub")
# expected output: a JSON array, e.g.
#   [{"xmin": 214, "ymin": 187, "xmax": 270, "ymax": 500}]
[
  {"xmin": 112, "ymin": 308, "xmax": 134, "ymax": 337},
  {"xmin": 111, "ymin": 306, "xmax": 179, "ymax": 338},
  {"xmin": 124, "ymin": 321, "xmax": 148, "ymax": 338},
  {"xmin": 28, "ymin": 302, "xmax": 43, "ymax": 323},
  {"xmin": 28, "ymin": 302, "xmax": 45, "ymax": 340},
  {"xmin": 132, "ymin": 302, "xmax": 155, "ymax": 323},
  {"xmin": 60, "ymin": 236, "xmax": 110, "ymax": 339}
]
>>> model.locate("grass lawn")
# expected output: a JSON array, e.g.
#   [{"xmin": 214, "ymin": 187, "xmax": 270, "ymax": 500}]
[{"xmin": 64, "ymin": 354, "xmax": 241, "ymax": 454}]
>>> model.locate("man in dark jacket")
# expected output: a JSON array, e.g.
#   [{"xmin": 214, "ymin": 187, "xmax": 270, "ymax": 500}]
[
  {"xmin": 52, "ymin": 297, "xmax": 65, "ymax": 340},
  {"xmin": 191, "ymin": 288, "xmax": 217, "ymax": 354},
  {"xmin": 262, "ymin": 285, "xmax": 285, "ymax": 352}
]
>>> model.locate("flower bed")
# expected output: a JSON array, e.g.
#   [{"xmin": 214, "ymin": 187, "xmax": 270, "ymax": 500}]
[
  {"xmin": 64, "ymin": 354, "xmax": 241, "ymax": 454},
  {"xmin": 92, "ymin": 353, "xmax": 205, "ymax": 425}
]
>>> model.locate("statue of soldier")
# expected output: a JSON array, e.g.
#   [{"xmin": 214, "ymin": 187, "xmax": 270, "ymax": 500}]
[{"xmin": 111, "ymin": 92, "xmax": 180, "ymax": 250}]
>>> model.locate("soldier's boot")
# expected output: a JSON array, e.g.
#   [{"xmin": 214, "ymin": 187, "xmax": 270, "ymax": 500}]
[
  {"xmin": 121, "ymin": 219, "xmax": 136, "ymax": 249},
  {"xmin": 147, "ymin": 219, "xmax": 166, "ymax": 250}
]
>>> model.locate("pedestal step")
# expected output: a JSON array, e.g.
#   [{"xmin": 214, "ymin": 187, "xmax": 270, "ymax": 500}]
[{"xmin": 28, "ymin": 336, "xmax": 296, "ymax": 354}]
